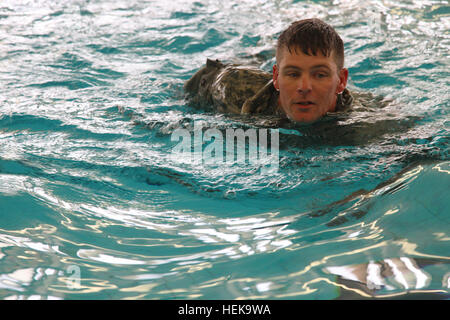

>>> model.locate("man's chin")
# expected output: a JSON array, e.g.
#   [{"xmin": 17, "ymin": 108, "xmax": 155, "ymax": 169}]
[{"xmin": 288, "ymin": 112, "xmax": 321, "ymax": 123}]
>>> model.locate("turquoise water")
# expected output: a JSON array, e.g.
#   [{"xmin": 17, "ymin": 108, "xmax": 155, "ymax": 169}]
[{"xmin": 0, "ymin": 0, "xmax": 449, "ymax": 299}]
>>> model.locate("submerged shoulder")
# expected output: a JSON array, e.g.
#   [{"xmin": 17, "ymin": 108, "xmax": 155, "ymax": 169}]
[{"xmin": 336, "ymin": 89, "xmax": 392, "ymax": 113}]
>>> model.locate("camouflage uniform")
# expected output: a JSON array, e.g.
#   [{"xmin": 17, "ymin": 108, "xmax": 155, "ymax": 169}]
[{"xmin": 184, "ymin": 59, "xmax": 354, "ymax": 118}]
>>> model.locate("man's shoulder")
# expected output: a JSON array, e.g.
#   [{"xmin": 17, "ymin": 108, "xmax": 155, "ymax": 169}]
[
  {"xmin": 342, "ymin": 89, "xmax": 391, "ymax": 112},
  {"xmin": 241, "ymin": 80, "xmax": 280, "ymax": 115},
  {"xmin": 335, "ymin": 88, "xmax": 354, "ymax": 112}
]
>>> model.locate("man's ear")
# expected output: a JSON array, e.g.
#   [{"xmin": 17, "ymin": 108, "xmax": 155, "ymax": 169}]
[
  {"xmin": 337, "ymin": 68, "xmax": 349, "ymax": 94},
  {"xmin": 273, "ymin": 64, "xmax": 279, "ymax": 90}
]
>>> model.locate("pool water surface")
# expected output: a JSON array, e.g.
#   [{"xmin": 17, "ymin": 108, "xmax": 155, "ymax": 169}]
[{"xmin": 0, "ymin": 0, "xmax": 449, "ymax": 299}]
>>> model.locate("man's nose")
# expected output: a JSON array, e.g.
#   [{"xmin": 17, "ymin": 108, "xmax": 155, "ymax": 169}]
[{"xmin": 297, "ymin": 74, "xmax": 312, "ymax": 93}]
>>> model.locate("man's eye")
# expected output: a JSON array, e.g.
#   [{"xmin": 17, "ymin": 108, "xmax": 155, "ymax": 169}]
[
  {"xmin": 287, "ymin": 73, "xmax": 299, "ymax": 78},
  {"xmin": 316, "ymin": 72, "xmax": 328, "ymax": 78}
]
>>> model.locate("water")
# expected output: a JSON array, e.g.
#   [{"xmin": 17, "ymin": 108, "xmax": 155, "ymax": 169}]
[{"xmin": 0, "ymin": 0, "xmax": 449, "ymax": 299}]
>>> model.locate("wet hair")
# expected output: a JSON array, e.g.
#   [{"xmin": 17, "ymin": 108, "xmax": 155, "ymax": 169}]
[{"xmin": 276, "ymin": 18, "xmax": 344, "ymax": 70}]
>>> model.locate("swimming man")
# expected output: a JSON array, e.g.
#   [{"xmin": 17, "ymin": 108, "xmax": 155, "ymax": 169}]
[{"xmin": 184, "ymin": 18, "xmax": 354, "ymax": 123}]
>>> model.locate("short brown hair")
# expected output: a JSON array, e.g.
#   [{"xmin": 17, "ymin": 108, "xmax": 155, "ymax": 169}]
[{"xmin": 276, "ymin": 18, "xmax": 345, "ymax": 70}]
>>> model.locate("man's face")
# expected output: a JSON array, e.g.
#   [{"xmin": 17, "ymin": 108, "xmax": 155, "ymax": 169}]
[{"xmin": 273, "ymin": 47, "xmax": 348, "ymax": 123}]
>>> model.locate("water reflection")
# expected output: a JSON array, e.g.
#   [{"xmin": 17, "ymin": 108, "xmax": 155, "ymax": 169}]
[{"xmin": 325, "ymin": 257, "xmax": 450, "ymax": 299}]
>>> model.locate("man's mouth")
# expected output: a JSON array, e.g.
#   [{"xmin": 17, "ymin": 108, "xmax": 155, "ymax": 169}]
[{"xmin": 294, "ymin": 101, "xmax": 315, "ymax": 108}]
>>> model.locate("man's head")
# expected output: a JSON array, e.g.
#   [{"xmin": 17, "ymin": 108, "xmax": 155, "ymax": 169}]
[{"xmin": 273, "ymin": 18, "xmax": 348, "ymax": 123}]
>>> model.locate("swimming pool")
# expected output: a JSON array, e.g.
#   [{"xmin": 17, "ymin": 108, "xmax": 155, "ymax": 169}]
[{"xmin": 0, "ymin": 0, "xmax": 448, "ymax": 299}]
